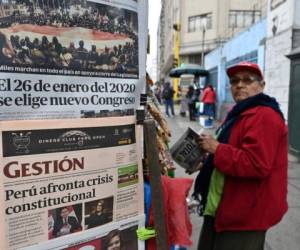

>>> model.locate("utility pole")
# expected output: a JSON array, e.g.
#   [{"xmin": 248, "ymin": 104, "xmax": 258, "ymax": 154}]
[
  {"xmin": 252, "ymin": 4, "xmax": 256, "ymax": 24},
  {"xmin": 173, "ymin": 22, "xmax": 180, "ymax": 99},
  {"xmin": 172, "ymin": 0, "xmax": 180, "ymax": 100},
  {"xmin": 201, "ymin": 27, "xmax": 206, "ymax": 67},
  {"xmin": 201, "ymin": 18, "xmax": 207, "ymax": 67}
]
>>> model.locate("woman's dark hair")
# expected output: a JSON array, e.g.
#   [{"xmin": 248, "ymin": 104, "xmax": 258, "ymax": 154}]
[
  {"xmin": 89, "ymin": 205, "xmax": 97, "ymax": 215},
  {"xmin": 105, "ymin": 229, "xmax": 121, "ymax": 248},
  {"xmin": 207, "ymin": 84, "xmax": 214, "ymax": 91}
]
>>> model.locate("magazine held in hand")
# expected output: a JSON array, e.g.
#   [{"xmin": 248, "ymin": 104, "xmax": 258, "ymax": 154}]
[{"xmin": 170, "ymin": 128, "xmax": 205, "ymax": 174}]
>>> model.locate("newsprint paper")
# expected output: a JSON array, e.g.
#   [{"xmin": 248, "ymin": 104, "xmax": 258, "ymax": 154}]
[
  {"xmin": 0, "ymin": 116, "xmax": 144, "ymax": 250},
  {"xmin": 23, "ymin": 215, "xmax": 145, "ymax": 250},
  {"xmin": 170, "ymin": 128, "xmax": 205, "ymax": 174},
  {"xmin": 0, "ymin": 0, "xmax": 148, "ymax": 120}
]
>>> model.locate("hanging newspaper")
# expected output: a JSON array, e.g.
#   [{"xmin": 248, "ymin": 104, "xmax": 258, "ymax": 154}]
[
  {"xmin": 0, "ymin": 0, "xmax": 147, "ymax": 120},
  {"xmin": 0, "ymin": 117, "xmax": 144, "ymax": 250},
  {"xmin": 23, "ymin": 215, "xmax": 145, "ymax": 250},
  {"xmin": 170, "ymin": 128, "xmax": 205, "ymax": 174}
]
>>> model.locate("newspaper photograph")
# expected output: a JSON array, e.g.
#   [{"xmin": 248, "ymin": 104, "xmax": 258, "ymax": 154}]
[
  {"xmin": 0, "ymin": 116, "xmax": 144, "ymax": 250},
  {"xmin": 0, "ymin": 0, "xmax": 139, "ymax": 78},
  {"xmin": 23, "ymin": 215, "xmax": 145, "ymax": 250},
  {"xmin": 0, "ymin": 0, "xmax": 148, "ymax": 120},
  {"xmin": 170, "ymin": 127, "xmax": 205, "ymax": 174}
]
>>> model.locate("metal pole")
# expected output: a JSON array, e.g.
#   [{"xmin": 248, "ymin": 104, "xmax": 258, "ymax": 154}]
[
  {"xmin": 201, "ymin": 28, "xmax": 205, "ymax": 67},
  {"xmin": 174, "ymin": 24, "xmax": 180, "ymax": 99},
  {"xmin": 33, "ymin": 0, "xmax": 36, "ymax": 11}
]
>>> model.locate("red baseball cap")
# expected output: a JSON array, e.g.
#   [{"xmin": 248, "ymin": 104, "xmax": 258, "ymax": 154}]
[{"xmin": 227, "ymin": 61, "xmax": 263, "ymax": 79}]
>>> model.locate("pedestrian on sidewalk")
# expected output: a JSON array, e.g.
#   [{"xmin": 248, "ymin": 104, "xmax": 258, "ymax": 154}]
[
  {"xmin": 186, "ymin": 85, "xmax": 196, "ymax": 121},
  {"xmin": 162, "ymin": 81, "xmax": 175, "ymax": 117},
  {"xmin": 179, "ymin": 85, "xmax": 188, "ymax": 117},
  {"xmin": 155, "ymin": 85, "xmax": 162, "ymax": 105},
  {"xmin": 193, "ymin": 62, "xmax": 288, "ymax": 250},
  {"xmin": 201, "ymin": 84, "xmax": 216, "ymax": 119}
]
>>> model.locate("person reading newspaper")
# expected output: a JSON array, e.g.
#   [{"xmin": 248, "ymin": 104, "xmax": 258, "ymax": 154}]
[{"xmin": 193, "ymin": 62, "xmax": 288, "ymax": 250}]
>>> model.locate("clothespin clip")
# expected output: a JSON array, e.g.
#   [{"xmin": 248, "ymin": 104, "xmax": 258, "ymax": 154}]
[
  {"xmin": 136, "ymin": 227, "xmax": 156, "ymax": 241},
  {"xmin": 140, "ymin": 94, "xmax": 148, "ymax": 106},
  {"xmin": 136, "ymin": 109, "xmax": 145, "ymax": 125}
]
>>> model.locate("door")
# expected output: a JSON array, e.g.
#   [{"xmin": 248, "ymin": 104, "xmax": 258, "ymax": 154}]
[{"xmin": 288, "ymin": 60, "xmax": 300, "ymax": 155}]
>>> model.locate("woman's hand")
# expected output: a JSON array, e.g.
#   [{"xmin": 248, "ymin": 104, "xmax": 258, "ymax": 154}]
[{"xmin": 197, "ymin": 134, "xmax": 219, "ymax": 154}]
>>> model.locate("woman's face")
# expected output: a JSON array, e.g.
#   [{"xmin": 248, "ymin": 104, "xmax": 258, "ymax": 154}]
[
  {"xmin": 107, "ymin": 235, "xmax": 121, "ymax": 250},
  {"xmin": 230, "ymin": 71, "xmax": 265, "ymax": 103},
  {"xmin": 96, "ymin": 202, "xmax": 103, "ymax": 213}
]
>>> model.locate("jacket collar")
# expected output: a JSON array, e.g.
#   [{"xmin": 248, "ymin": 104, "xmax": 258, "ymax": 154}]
[{"xmin": 239, "ymin": 106, "xmax": 259, "ymax": 116}]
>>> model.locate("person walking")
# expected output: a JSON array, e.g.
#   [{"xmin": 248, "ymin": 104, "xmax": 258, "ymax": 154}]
[
  {"xmin": 194, "ymin": 62, "xmax": 288, "ymax": 250},
  {"xmin": 201, "ymin": 84, "xmax": 216, "ymax": 119},
  {"xmin": 155, "ymin": 85, "xmax": 162, "ymax": 105},
  {"xmin": 162, "ymin": 82, "xmax": 175, "ymax": 117},
  {"xmin": 186, "ymin": 85, "xmax": 196, "ymax": 121}
]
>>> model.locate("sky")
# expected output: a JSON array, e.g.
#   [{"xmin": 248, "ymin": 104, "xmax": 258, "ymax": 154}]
[{"xmin": 146, "ymin": 0, "xmax": 161, "ymax": 82}]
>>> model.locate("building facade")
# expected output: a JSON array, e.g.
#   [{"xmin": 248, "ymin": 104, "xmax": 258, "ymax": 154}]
[
  {"xmin": 203, "ymin": 0, "xmax": 300, "ymax": 156},
  {"xmin": 157, "ymin": 0, "xmax": 267, "ymax": 82},
  {"xmin": 205, "ymin": 18, "xmax": 267, "ymax": 119},
  {"xmin": 264, "ymin": 0, "xmax": 300, "ymax": 156},
  {"xmin": 157, "ymin": 0, "xmax": 180, "ymax": 82}
]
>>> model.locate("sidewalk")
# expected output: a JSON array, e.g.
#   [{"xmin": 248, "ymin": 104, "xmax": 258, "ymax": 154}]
[{"xmin": 165, "ymin": 105, "xmax": 300, "ymax": 250}]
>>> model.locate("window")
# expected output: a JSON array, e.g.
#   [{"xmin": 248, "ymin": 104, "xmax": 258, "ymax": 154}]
[
  {"xmin": 188, "ymin": 54, "xmax": 202, "ymax": 65},
  {"xmin": 229, "ymin": 10, "xmax": 261, "ymax": 28},
  {"xmin": 188, "ymin": 13, "xmax": 212, "ymax": 32}
]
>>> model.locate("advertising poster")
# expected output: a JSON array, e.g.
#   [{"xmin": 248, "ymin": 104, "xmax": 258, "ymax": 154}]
[
  {"xmin": 0, "ymin": 0, "xmax": 148, "ymax": 120},
  {"xmin": 0, "ymin": 117, "xmax": 144, "ymax": 249}
]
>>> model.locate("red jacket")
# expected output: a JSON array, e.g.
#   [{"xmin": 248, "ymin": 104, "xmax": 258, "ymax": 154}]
[
  {"xmin": 214, "ymin": 106, "xmax": 288, "ymax": 232},
  {"xmin": 201, "ymin": 87, "xmax": 216, "ymax": 104}
]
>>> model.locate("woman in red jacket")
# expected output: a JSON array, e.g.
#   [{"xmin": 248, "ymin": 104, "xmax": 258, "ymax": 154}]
[
  {"xmin": 201, "ymin": 84, "xmax": 216, "ymax": 118},
  {"xmin": 195, "ymin": 62, "xmax": 288, "ymax": 250}
]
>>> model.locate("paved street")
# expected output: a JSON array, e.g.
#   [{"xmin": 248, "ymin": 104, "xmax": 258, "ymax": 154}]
[{"xmin": 165, "ymin": 105, "xmax": 300, "ymax": 250}]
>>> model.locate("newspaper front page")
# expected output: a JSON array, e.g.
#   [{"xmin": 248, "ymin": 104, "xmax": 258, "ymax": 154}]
[
  {"xmin": 22, "ymin": 215, "xmax": 145, "ymax": 250},
  {"xmin": 0, "ymin": 0, "xmax": 147, "ymax": 120},
  {"xmin": 0, "ymin": 117, "xmax": 144, "ymax": 250}
]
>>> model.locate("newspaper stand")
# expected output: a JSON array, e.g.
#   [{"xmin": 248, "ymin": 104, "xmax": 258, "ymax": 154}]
[
  {"xmin": 144, "ymin": 119, "xmax": 169, "ymax": 250},
  {"xmin": 140, "ymin": 74, "xmax": 172, "ymax": 249},
  {"xmin": 0, "ymin": 0, "xmax": 157, "ymax": 250}
]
